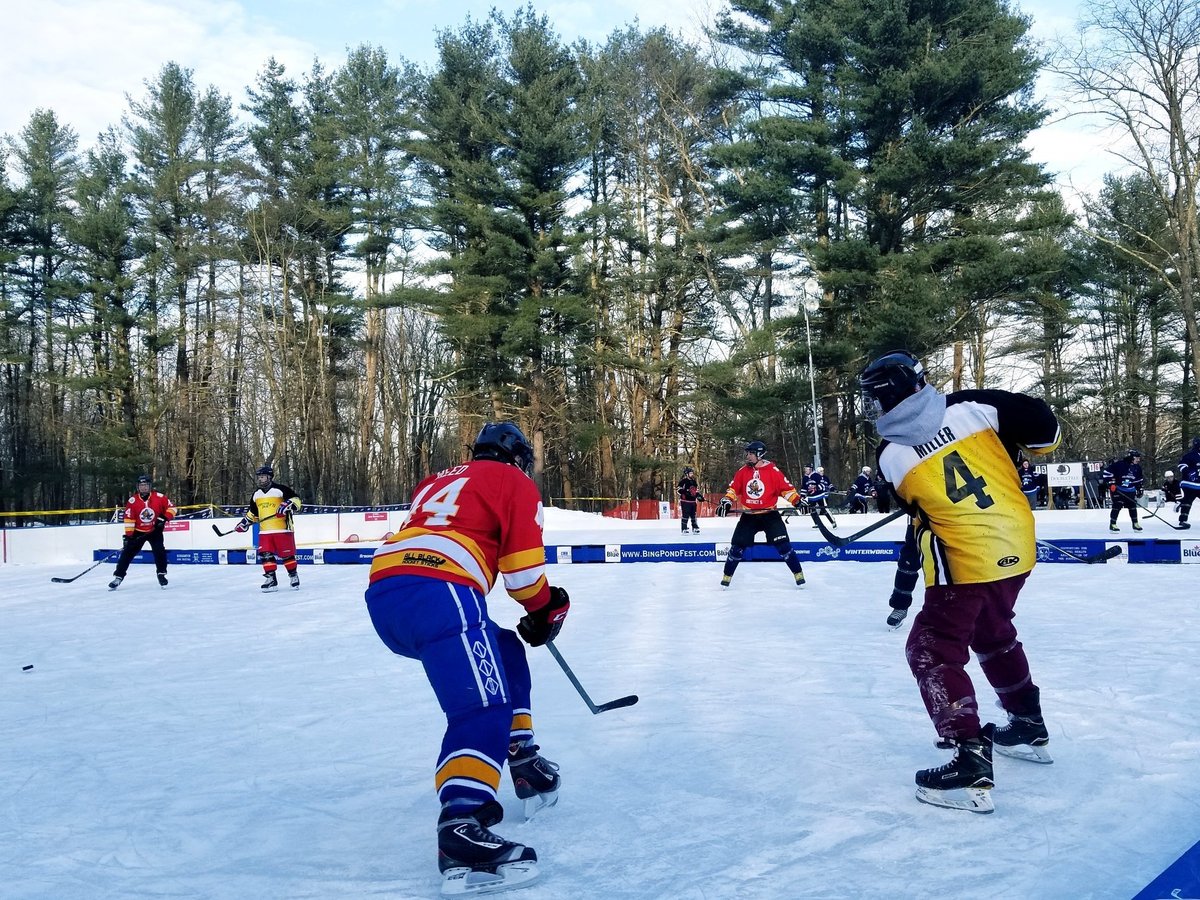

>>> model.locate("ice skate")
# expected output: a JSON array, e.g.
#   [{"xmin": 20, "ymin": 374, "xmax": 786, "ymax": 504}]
[
  {"xmin": 509, "ymin": 740, "xmax": 560, "ymax": 820},
  {"xmin": 289, "ymin": 570, "xmax": 301, "ymax": 590},
  {"xmin": 1109, "ymin": 522, "xmax": 1119, "ymax": 532},
  {"xmin": 157, "ymin": 572, "xmax": 168, "ymax": 588},
  {"xmin": 1179, "ymin": 521, "xmax": 1191, "ymax": 529},
  {"xmin": 886, "ymin": 608, "xmax": 908, "ymax": 629},
  {"xmin": 692, "ymin": 527, "xmax": 700, "ymax": 534},
  {"xmin": 108, "ymin": 576, "xmax": 123, "ymax": 591},
  {"xmin": 261, "ymin": 572, "xmax": 278, "ymax": 593},
  {"xmin": 794, "ymin": 569, "xmax": 806, "ymax": 587},
  {"xmin": 991, "ymin": 713, "xmax": 1053, "ymax": 764},
  {"xmin": 914, "ymin": 728, "xmax": 994, "ymax": 814},
  {"xmin": 720, "ymin": 574, "xmax": 732, "ymax": 588},
  {"xmin": 438, "ymin": 801, "xmax": 538, "ymax": 896},
  {"xmin": 1132, "ymin": 522, "xmax": 1143, "ymax": 532}
]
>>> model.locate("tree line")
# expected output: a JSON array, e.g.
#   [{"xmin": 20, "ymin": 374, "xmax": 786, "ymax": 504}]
[{"xmin": 2, "ymin": 0, "xmax": 1198, "ymax": 517}]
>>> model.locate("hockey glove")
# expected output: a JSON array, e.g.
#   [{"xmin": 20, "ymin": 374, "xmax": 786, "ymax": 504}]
[
  {"xmin": 717, "ymin": 498, "xmax": 732, "ymax": 518},
  {"xmin": 153, "ymin": 516, "xmax": 167, "ymax": 531},
  {"xmin": 234, "ymin": 517, "xmax": 251, "ymax": 533},
  {"xmin": 517, "ymin": 586, "xmax": 570, "ymax": 647}
]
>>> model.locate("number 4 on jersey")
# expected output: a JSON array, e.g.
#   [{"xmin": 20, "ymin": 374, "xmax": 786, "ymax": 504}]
[{"xmin": 942, "ymin": 450, "xmax": 994, "ymax": 509}]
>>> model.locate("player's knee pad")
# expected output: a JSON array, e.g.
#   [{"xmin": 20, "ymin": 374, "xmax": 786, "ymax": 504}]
[{"xmin": 772, "ymin": 537, "xmax": 794, "ymax": 557}]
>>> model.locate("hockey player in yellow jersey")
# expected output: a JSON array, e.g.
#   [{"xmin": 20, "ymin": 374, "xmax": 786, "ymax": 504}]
[{"xmin": 861, "ymin": 351, "xmax": 1060, "ymax": 815}]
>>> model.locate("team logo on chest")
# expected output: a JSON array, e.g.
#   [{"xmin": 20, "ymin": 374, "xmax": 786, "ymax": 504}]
[{"xmin": 747, "ymin": 475, "xmax": 765, "ymax": 500}]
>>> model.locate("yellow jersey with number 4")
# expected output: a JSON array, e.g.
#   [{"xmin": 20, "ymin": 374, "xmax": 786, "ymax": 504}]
[{"xmin": 876, "ymin": 390, "xmax": 1060, "ymax": 586}]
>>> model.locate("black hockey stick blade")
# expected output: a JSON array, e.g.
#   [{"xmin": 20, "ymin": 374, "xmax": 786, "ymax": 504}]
[
  {"xmin": 51, "ymin": 549, "xmax": 120, "ymax": 583},
  {"xmin": 594, "ymin": 694, "xmax": 640, "ymax": 712},
  {"xmin": 545, "ymin": 641, "xmax": 637, "ymax": 715},
  {"xmin": 810, "ymin": 508, "xmax": 906, "ymax": 547},
  {"xmin": 212, "ymin": 522, "xmax": 241, "ymax": 537},
  {"xmin": 1137, "ymin": 502, "xmax": 1188, "ymax": 530}
]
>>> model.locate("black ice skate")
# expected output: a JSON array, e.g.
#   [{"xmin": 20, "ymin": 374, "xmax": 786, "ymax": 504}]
[
  {"xmin": 1109, "ymin": 522, "xmax": 1119, "ymax": 532},
  {"xmin": 437, "ymin": 800, "xmax": 538, "ymax": 896},
  {"xmin": 261, "ymin": 572, "xmax": 278, "ymax": 593},
  {"xmin": 108, "ymin": 576, "xmax": 123, "ymax": 591},
  {"xmin": 288, "ymin": 570, "xmax": 300, "ymax": 590},
  {"xmin": 914, "ymin": 727, "xmax": 994, "ymax": 814},
  {"xmin": 794, "ymin": 569, "xmax": 806, "ymax": 587},
  {"xmin": 991, "ymin": 713, "xmax": 1053, "ymax": 764},
  {"xmin": 509, "ymin": 740, "xmax": 560, "ymax": 820},
  {"xmin": 157, "ymin": 572, "xmax": 168, "ymax": 588},
  {"xmin": 692, "ymin": 527, "xmax": 700, "ymax": 534},
  {"xmin": 1132, "ymin": 522, "xmax": 1143, "ymax": 531}
]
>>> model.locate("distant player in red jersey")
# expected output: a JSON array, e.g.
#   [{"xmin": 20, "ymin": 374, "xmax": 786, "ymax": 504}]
[
  {"xmin": 717, "ymin": 440, "xmax": 807, "ymax": 588},
  {"xmin": 109, "ymin": 474, "xmax": 176, "ymax": 591},
  {"xmin": 364, "ymin": 422, "xmax": 570, "ymax": 895}
]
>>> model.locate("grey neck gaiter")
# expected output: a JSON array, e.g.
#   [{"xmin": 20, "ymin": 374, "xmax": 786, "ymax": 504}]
[{"xmin": 877, "ymin": 384, "xmax": 946, "ymax": 447}]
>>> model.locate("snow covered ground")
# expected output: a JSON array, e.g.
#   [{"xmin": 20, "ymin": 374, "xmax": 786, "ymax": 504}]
[{"xmin": 2, "ymin": 508, "xmax": 1197, "ymax": 899}]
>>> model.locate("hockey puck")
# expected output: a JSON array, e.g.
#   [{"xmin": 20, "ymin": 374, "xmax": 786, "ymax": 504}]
[{"xmin": 22, "ymin": 665, "xmax": 33, "ymax": 671}]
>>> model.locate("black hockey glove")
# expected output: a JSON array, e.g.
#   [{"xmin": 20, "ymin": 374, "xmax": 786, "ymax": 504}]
[
  {"xmin": 717, "ymin": 498, "xmax": 732, "ymax": 518},
  {"xmin": 518, "ymin": 586, "xmax": 570, "ymax": 647},
  {"xmin": 153, "ymin": 516, "xmax": 167, "ymax": 531}
]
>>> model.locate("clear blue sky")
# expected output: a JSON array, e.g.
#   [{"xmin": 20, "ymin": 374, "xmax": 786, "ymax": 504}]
[{"xmin": 3, "ymin": 0, "xmax": 1112, "ymax": 197}]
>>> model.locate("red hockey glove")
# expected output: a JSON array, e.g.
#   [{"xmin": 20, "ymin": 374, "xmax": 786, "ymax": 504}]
[{"xmin": 518, "ymin": 586, "xmax": 570, "ymax": 647}]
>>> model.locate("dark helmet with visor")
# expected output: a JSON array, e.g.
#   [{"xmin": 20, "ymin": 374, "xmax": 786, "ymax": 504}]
[
  {"xmin": 472, "ymin": 422, "xmax": 535, "ymax": 475},
  {"xmin": 744, "ymin": 440, "xmax": 767, "ymax": 460},
  {"xmin": 860, "ymin": 351, "xmax": 927, "ymax": 421}
]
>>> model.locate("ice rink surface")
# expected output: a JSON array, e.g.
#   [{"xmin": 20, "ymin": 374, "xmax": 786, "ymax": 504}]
[{"xmin": 2, "ymin": 508, "xmax": 1197, "ymax": 899}]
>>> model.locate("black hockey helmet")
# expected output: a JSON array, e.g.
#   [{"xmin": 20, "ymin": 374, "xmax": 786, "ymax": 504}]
[
  {"xmin": 256, "ymin": 464, "xmax": 273, "ymax": 478},
  {"xmin": 472, "ymin": 422, "xmax": 534, "ymax": 475},
  {"xmin": 1126, "ymin": 449, "xmax": 1142, "ymax": 460},
  {"xmin": 682, "ymin": 466, "xmax": 694, "ymax": 475},
  {"xmin": 744, "ymin": 440, "xmax": 767, "ymax": 460},
  {"xmin": 136, "ymin": 474, "xmax": 152, "ymax": 489},
  {"xmin": 1192, "ymin": 436, "xmax": 1200, "ymax": 451},
  {"xmin": 860, "ymin": 350, "xmax": 927, "ymax": 420}
]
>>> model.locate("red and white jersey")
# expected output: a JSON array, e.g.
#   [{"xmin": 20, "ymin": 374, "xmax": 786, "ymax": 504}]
[
  {"xmin": 723, "ymin": 461, "xmax": 802, "ymax": 511},
  {"xmin": 368, "ymin": 460, "xmax": 551, "ymax": 612},
  {"xmin": 123, "ymin": 491, "xmax": 176, "ymax": 535}
]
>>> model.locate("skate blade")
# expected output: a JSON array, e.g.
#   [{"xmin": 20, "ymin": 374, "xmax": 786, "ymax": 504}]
[
  {"xmin": 261, "ymin": 586, "xmax": 279, "ymax": 593},
  {"xmin": 915, "ymin": 785, "xmax": 994, "ymax": 814},
  {"xmin": 994, "ymin": 743, "xmax": 1053, "ymax": 764},
  {"xmin": 521, "ymin": 789, "xmax": 559, "ymax": 821},
  {"xmin": 440, "ymin": 860, "xmax": 539, "ymax": 896}
]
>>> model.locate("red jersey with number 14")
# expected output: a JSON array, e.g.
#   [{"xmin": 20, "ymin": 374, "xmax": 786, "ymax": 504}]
[{"xmin": 367, "ymin": 460, "xmax": 551, "ymax": 613}]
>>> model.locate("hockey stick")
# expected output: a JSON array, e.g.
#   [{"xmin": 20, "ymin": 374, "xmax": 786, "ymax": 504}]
[
  {"xmin": 809, "ymin": 508, "xmax": 906, "ymax": 547},
  {"xmin": 1035, "ymin": 540, "xmax": 1123, "ymax": 564},
  {"xmin": 50, "ymin": 549, "xmax": 121, "ymax": 584},
  {"xmin": 1136, "ymin": 501, "xmax": 1189, "ymax": 531},
  {"xmin": 545, "ymin": 641, "xmax": 638, "ymax": 714},
  {"xmin": 211, "ymin": 522, "xmax": 242, "ymax": 537}
]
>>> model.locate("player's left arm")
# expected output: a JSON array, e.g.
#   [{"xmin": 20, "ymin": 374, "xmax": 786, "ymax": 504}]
[{"xmin": 961, "ymin": 389, "xmax": 1060, "ymax": 458}]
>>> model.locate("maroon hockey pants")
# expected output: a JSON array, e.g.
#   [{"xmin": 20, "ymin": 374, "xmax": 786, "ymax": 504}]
[{"xmin": 905, "ymin": 572, "xmax": 1039, "ymax": 741}]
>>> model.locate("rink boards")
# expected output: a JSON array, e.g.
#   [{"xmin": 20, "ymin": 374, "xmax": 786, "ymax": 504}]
[{"xmin": 93, "ymin": 537, "xmax": 1187, "ymax": 566}]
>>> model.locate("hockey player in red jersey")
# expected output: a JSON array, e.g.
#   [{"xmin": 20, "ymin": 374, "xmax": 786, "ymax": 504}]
[
  {"xmin": 109, "ymin": 474, "xmax": 176, "ymax": 590},
  {"xmin": 717, "ymin": 440, "xmax": 808, "ymax": 588},
  {"xmin": 365, "ymin": 422, "xmax": 570, "ymax": 896}
]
